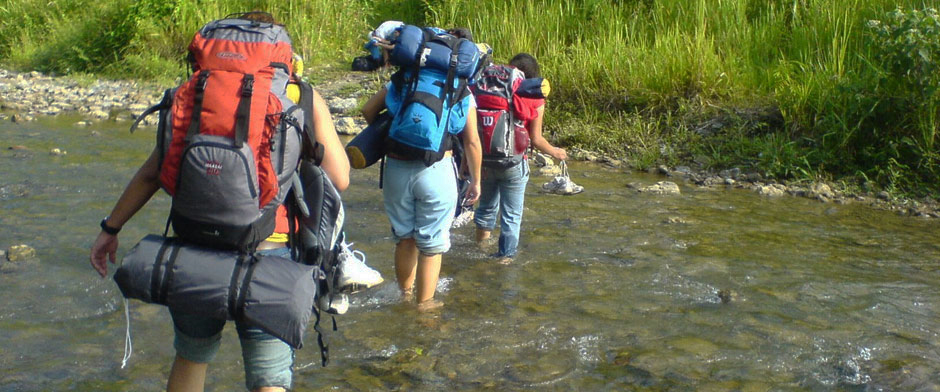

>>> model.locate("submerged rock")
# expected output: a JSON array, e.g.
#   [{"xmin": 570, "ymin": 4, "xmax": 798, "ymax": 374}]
[
  {"xmin": 2, "ymin": 244, "xmax": 38, "ymax": 273},
  {"xmin": 6, "ymin": 244, "xmax": 36, "ymax": 262},
  {"xmin": 639, "ymin": 181, "xmax": 680, "ymax": 195}
]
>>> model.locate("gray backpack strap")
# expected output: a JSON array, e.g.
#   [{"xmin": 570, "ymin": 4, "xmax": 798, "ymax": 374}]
[{"xmin": 129, "ymin": 89, "xmax": 174, "ymax": 134}]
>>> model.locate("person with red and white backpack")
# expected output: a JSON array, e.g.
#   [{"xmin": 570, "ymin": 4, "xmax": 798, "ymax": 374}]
[
  {"xmin": 89, "ymin": 12, "xmax": 349, "ymax": 392},
  {"xmin": 472, "ymin": 53, "xmax": 567, "ymax": 264}
]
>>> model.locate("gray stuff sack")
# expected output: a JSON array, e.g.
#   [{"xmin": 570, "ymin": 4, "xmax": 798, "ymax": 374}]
[{"xmin": 113, "ymin": 234, "xmax": 318, "ymax": 349}]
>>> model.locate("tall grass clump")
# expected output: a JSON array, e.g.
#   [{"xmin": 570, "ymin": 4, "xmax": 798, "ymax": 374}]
[
  {"xmin": 422, "ymin": 0, "xmax": 938, "ymax": 194},
  {"xmin": 0, "ymin": 0, "xmax": 373, "ymax": 82}
]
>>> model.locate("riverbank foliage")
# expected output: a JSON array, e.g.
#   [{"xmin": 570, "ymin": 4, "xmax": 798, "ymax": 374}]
[{"xmin": 1, "ymin": 0, "xmax": 938, "ymax": 196}]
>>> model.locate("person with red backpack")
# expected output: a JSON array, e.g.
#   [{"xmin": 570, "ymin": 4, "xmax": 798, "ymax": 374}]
[
  {"xmin": 89, "ymin": 13, "xmax": 349, "ymax": 392},
  {"xmin": 472, "ymin": 53, "xmax": 567, "ymax": 264}
]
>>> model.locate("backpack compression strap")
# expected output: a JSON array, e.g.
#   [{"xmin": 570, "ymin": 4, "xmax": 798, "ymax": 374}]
[
  {"xmin": 184, "ymin": 71, "xmax": 210, "ymax": 143},
  {"xmin": 233, "ymin": 74, "xmax": 255, "ymax": 148}
]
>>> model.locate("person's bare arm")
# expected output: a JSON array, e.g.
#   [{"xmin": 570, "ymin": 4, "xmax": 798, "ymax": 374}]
[
  {"xmin": 361, "ymin": 87, "xmax": 388, "ymax": 124},
  {"xmin": 89, "ymin": 147, "xmax": 162, "ymax": 277},
  {"xmin": 310, "ymin": 89, "xmax": 350, "ymax": 192},
  {"xmin": 527, "ymin": 106, "xmax": 567, "ymax": 161},
  {"xmin": 460, "ymin": 107, "xmax": 482, "ymax": 205}
]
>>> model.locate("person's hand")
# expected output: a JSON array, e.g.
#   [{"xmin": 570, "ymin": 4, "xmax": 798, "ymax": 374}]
[
  {"xmin": 375, "ymin": 41, "xmax": 395, "ymax": 50},
  {"xmin": 463, "ymin": 182, "xmax": 481, "ymax": 206},
  {"xmin": 90, "ymin": 232, "xmax": 119, "ymax": 278},
  {"xmin": 552, "ymin": 147, "xmax": 568, "ymax": 161}
]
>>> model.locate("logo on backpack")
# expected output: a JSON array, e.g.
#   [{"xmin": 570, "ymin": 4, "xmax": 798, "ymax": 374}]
[{"xmin": 205, "ymin": 161, "xmax": 223, "ymax": 176}]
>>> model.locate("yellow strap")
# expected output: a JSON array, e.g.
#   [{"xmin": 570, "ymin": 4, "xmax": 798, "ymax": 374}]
[{"xmin": 264, "ymin": 232, "xmax": 289, "ymax": 243}]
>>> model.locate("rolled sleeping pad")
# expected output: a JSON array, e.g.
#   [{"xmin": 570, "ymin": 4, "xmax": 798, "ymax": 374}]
[
  {"xmin": 345, "ymin": 111, "xmax": 391, "ymax": 169},
  {"xmin": 389, "ymin": 25, "xmax": 481, "ymax": 78},
  {"xmin": 113, "ymin": 234, "xmax": 318, "ymax": 349},
  {"xmin": 517, "ymin": 78, "xmax": 551, "ymax": 99}
]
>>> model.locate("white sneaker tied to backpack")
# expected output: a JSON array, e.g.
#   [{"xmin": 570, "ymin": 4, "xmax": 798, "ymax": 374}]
[
  {"xmin": 318, "ymin": 292, "xmax": 349, "ymax": 315},
  {"xmin": 541, "ymin": 161, "xmax": 584, "ymax": 195},
  {"xmin": 336, "ymin": 240, "xmax": 383, "ymax": 293}
]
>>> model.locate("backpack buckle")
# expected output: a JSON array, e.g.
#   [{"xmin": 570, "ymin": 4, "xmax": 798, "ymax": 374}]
[
  {"xmin": 241, "ymin": 75, "xmax": 255, "ymax": 97},
  {"xmin": 195, "ymin": 71, "xmax": 210, "ymax": 92}
]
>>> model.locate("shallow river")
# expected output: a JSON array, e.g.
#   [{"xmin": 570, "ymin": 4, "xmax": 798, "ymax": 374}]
[{"xmin": 1, "ymin": 117, "xmax": 938, "ymax": 391}]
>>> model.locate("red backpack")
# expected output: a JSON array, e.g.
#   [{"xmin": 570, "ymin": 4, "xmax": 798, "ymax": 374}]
[
  {"xmin": 472, "ymin": 64, "xmax": 532, "ymax": 168},
  {"xmin": 130, "ymin": 13, "xmax": 308, "ymax": 251}
]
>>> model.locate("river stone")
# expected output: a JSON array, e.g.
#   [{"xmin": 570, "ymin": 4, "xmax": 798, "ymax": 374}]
[
  {"xmin": 538, "ymin": 164, "xmax": 563, "ymax": 177},
  {"xmin": 328, "ymin": 97, "xmax": 358, "ymax": 114},
  {"xmin": 698, "ymin": 176, "xmax": 725, "ymax": 187},
  {"xmin": 639, "ymin": 181, "xmax": 680, "ymax": 195},
  {"xmin": 811, "ymin": 182, "xmax": 835, "ymax": 199},
  {"xmin": 10, "ymin": 113, "xmax": 35, "ymax": 123},
  {"xmin": 532, "ymin": 152, "xmax": 554, "ymax": 167},
  {"xmin": 6, "ymin": 244, "xmax": 36, "ymax": 262},
  {"xmin": 663, "ymin": 216, "xmax": 688, "ymax": 224},
  {"xmin": 718, "ymin": 168, "xmax": 741, "ymax": 179},
  {"xmin": 89, "ymin": 109, "xmax": 109, "ymax": 119},
  {"xmin": 757, "ymin": 184, "xmax": 787, "ymax": 197},
  {"xmin": 334, "ymin": 116, "xmax": 360, "ymax": 135}
]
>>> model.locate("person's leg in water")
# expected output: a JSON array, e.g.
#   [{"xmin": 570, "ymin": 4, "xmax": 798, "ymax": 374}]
[
  {"xmin": 495, "ymin": 160, "xmax": 529, "ymax": 263},
  {"xmin": 167, "ymin": 356, "xmax": 209, "ymax": 392},
  {"xmin": 394, "ymin": 238, "xmax": 443, "ymax": 306},
  {"xmin": 385, "ymin": 157, "xmax": 456, "ymax": 308},
  {"xmin": 395, "ymin": 238, "xmax": 418, "ymax": 299},
  {"xmin": 474, "ymin": 168, "xmax": 500, "ymax": 246},
  {"xmin": 167, "ymin": 311, "xmax": 225, "ymax": 392}
]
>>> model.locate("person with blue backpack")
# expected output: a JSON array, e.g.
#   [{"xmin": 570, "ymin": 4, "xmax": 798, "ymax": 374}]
[
  {"xmin": 360, "ymin": 25, "xmax": 482, "ymax": 309},
  {"xmin": 472, "ymin": 53, "xmax": 567, "ymax": 264}
]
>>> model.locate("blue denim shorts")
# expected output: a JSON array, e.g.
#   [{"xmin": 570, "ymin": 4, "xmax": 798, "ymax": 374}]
[
  {"xmin": 171, "ymin": 246, "xmax": 293, "ymax": 390},
  {"xmin": 383, "ymin": 156, "xmax": 457, "ymax": 254}
]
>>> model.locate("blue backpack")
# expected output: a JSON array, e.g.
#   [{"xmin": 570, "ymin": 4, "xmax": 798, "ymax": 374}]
[{"xmin": 384, "ymin": 26, "xmax": 480, "ymax": 166}]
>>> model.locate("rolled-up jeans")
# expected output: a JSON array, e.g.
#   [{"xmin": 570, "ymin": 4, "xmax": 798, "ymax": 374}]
[
  {"xmin": 474, "ymin": 160, "xmax": 529, "ymax": 258},
  {"xmin": 170, "ymin": 246, "xmax": 294, "ymax": 391}
]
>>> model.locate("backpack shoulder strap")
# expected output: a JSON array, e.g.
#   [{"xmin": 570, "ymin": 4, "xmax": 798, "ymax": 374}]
[
  {"xmin": 129, "ymin": 88, "xmax": 174, "ymax": 134},
  {"xmin": 297, "ymin": 81, "xmax": 324, "ymax": 165}
]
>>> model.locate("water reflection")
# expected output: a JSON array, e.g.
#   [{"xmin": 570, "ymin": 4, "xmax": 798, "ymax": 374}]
[{"xmin": 0, "ymin": 118, "xmax": 938, "ymax": 390}]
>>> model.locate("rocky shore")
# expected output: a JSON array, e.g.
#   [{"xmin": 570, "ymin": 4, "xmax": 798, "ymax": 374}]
[
  {"xmin": 0, "ymin": 68, "xmax": 367, "ymax": 133},
  {"xmin": 1, "ymin": 68, "xmax": 937, "ymax": 218}
]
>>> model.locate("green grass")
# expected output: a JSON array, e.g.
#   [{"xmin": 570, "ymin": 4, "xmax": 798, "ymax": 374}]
[{"xmin": 0, "ymin": 0, "xmax": 938, "ymax": 196}]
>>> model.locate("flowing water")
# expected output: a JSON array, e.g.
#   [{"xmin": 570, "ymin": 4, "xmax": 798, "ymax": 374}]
[{"xmin": 1, "ymin": 117, "xmax": 938, "ymax": 391}]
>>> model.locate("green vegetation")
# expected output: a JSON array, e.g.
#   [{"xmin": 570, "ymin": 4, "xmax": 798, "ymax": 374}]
[{"xmin": 1, "ymin": 0, "xmax": 938, "ymax": 196}]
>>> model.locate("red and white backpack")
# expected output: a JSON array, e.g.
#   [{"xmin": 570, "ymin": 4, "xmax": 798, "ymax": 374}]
[{"xmin": 472, "ymin": 64, "xmax": 530, "ymax": 168}]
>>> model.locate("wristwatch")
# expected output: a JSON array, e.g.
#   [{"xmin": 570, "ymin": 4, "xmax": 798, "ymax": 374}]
[{"xmin": 100, "ymin": 217, "xmax": 121, "ymax": 235}]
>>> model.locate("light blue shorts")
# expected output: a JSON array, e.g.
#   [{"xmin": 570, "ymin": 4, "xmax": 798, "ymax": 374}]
[
  {"xmin": 171, "ymin": 247, "xmax": 294, "ymax": 390},
  {"xmin": 383, "ymin": 156, "xmax": 457, "ymax": 254}
]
